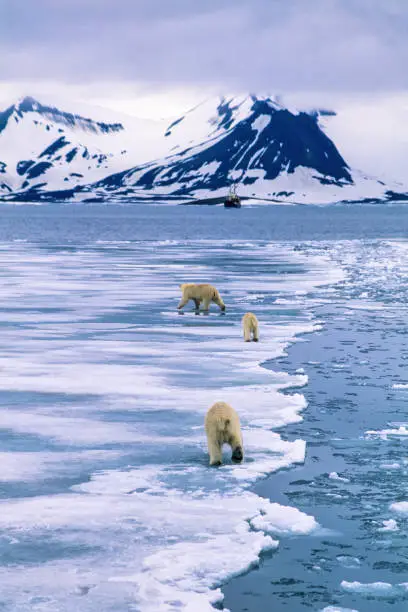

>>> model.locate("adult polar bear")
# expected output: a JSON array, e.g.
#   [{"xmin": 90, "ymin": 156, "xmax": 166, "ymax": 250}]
[
  {"xmin": 178, "ymin": 283, "xmax": 226, "ymax": 313},
  {"xmin": 205, "ymin": 402, "xmax": 243, "ymax": 466}
]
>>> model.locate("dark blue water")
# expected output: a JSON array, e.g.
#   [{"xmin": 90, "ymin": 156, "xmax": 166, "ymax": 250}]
[
  {"xmin": 1, "ymin": 202, "xmax": 408, "ymax": 242},
  {"xmin": 224, "ymin": 240, "xmax": 408, "ymax": 612},
  {"xmin": 1, "ymin": 203, "xmax": 408, "ymax": 612}
]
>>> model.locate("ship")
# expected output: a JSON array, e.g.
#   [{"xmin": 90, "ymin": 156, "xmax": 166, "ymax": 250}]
[{"xmin": 224, "ymin": 184, "xmax": 241, "ymax": 208}]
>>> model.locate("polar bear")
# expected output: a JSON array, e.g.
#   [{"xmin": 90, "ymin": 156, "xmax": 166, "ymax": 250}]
[
  {"xmin": 177, "ymin": 283, "xmax": 226, "ymax": 312},
  {"xmin": 205, "ymin": 401, "xmax": 243, "ymax": 466},
  {"xmin": 242, "ymin": 312, "xmax": 259, "ymax": 342}
]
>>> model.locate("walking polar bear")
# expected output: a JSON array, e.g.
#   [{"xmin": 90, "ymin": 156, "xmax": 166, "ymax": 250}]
[
  {"xmin": 205, "ymin": 402, "xmax": 243, "ymax": 466},
  {"xmin": 242, "ymin": 312, "xmax": 259, "ymax": 342},
  {"xmin": 178, "ymin": 283, "xmax": 226, "ymax": 313}
]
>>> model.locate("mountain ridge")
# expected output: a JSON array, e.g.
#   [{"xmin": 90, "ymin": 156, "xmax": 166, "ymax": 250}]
[{"xmin": 0, "ymin": 96, "xmax": 124, "ymax": 135}]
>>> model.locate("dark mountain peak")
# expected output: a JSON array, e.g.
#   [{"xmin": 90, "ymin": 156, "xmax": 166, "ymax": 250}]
[
  {"xmin": 208, "ymin": 95, "xmax": 284, "ymax": 134},
  {"xmin": 15, "ymin": 96, "xmax": 41, "ymax": 112}
]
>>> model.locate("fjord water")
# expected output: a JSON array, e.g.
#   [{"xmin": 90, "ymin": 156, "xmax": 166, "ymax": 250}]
[{"xmin": 0, "ymin": 203, "xmax": 408, "ymax": 612}]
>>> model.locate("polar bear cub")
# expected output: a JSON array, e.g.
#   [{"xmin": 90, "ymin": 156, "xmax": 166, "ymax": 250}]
[
  {"xmin": 205, "ymin": 402, "xmax": 243, "ymax": 466},
  {"xmin": 178, "ymin": 283, "xmax": 226, "ymax": 312},
  {"xmin": 242, "ymin": 312, "xmax": 259, "ymax": 342}
]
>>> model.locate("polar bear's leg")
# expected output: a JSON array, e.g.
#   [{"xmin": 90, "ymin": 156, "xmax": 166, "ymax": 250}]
[
  {"xmin": 177, "ymin": 297, "xmax": 190, "ymax": 310},
  {"xmin": 207, "ymin": 438, "xmax": 223, "ymax": 466},
  {"xmin": 213, "ymin": 294, "xmax": 226, "ymax": 312},
  {"xmin": 243, "ymin": 326, "xmax": 251, "ymax": 342},
  {"xmin": 231, "ymin": 444, "xmax": 243, "ymax": 462},
  {"xmin": 193, "ymin": 298, "xmax": 201, "ymax": 310},
  {"xmin": 229, "ymin": 433, "xmax": 244, "ymax": 462},
  {"xmin": 202, "ymin": 297, "xmax": 211, "ymax": 312},
  {"xmin": 253, "ymin": 322, "xmax": 259, "ymax": 342}
]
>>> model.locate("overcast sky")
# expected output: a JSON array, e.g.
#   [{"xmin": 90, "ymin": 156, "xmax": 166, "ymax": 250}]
[{"xmin": 1, "ymin": 0, "xmax": 408, "ymax": 118}]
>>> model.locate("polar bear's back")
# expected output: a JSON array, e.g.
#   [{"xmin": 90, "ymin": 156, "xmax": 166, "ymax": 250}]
[
  {"xmin": 242, "ymin": 312, "xmax": 258, "ymax": 329},
  {"xmin": 205, "ymin": 401, "xmax": 241, "ymax": 438},
  {"xmin": 180, "ymin": 283, "xmax": 217, "ymax": 299}
]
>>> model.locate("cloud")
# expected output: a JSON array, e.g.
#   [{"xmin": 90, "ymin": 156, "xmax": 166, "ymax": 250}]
[{"xmin": 1, "ymin": 0, "xmax": 408, "ymax": 94}]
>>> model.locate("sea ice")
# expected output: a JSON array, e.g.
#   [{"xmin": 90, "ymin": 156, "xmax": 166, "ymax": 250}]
[
  {"xmin": 328, "ymin": 472, "xmax": 350, "ymax": 483},
  {"xmin": 0, "ymin": 239, "xmax": 336, "ymax": 610},
  {"xmin": 378, "ymin": 519, "xmax": 399, "ymax": 532}
]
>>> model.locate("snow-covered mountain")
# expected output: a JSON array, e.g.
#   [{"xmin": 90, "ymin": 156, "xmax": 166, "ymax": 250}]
[
  {"xmin": 1, "ymin": 95, "xmax": 407, "ymax": 204},
  {"xmin": 94, "ymin": 97, "xmax": 354, "ymax": 202},
  {"xmin": 0, "ymin": 96, "xmax": 165, "ymax": 197}
]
